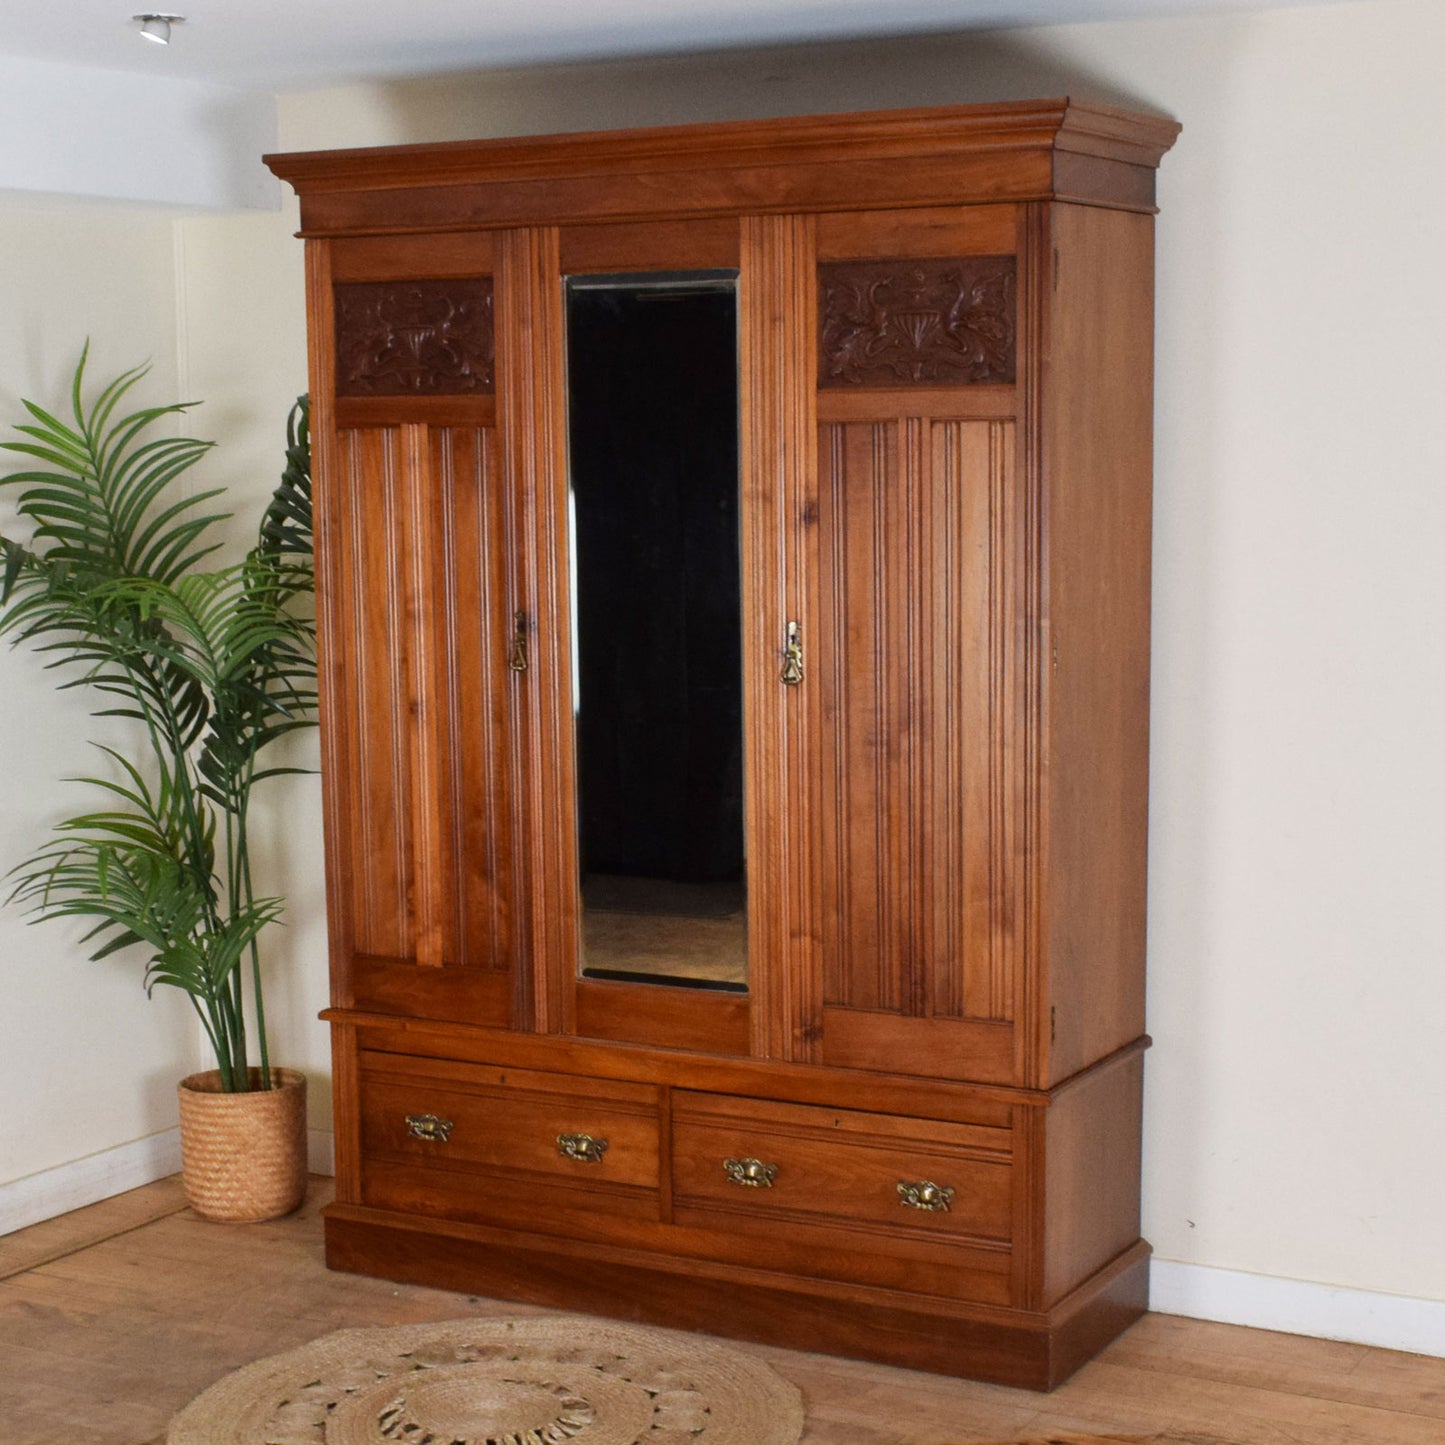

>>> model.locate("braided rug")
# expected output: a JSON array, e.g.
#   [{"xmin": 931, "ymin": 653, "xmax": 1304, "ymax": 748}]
[{"xmin": 166, "ymin": 1315, "xmax": 805, "ymax": 1445}]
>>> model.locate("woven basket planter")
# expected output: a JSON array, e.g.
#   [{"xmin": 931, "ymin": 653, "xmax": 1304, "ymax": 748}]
[{"xmin": 177, "ymin": 1068, "xmax": 307, "ymax": 1222}]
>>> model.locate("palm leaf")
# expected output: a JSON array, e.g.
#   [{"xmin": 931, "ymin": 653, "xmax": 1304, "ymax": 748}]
[{"xmin": 1, "ymin": 354, "xmax": 314, "ymax": 1091}]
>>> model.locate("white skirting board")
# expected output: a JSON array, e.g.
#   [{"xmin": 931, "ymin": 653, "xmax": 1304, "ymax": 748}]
[
  {"xmin": 0, "ymin": 1128, "xmax": 337, "ymax": 1237},
  {"xmin": 307, "ymin": 1128, "xmax": 336, "ymax": 1179},
  {"xmin": 1150, "ymin": 1258, "xmax": 1445, "ymax": 1359},
  {"xmin": 0, "ymin": 1129, "xmax": 183, "ymax": 1235}
]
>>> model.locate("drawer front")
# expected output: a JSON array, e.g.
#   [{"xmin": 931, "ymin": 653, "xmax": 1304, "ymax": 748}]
[
  {"xmin": 671, "ymin": 1092, "xmax": 1013, "ymax": 1248},
  {"xmin": 358, "ymin": 1052, "xmax": 660, "ymax": 1192}
]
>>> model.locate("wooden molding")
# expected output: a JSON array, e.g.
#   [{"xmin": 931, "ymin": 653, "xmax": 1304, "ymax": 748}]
[{"xmin": 266, "ymin": 100, "xmax": 1180, "ymax": 234}]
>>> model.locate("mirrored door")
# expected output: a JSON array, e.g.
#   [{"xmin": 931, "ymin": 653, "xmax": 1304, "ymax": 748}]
[{"xmin": 564, "ymin": 271, "xmax": 747, "ymax": 993}]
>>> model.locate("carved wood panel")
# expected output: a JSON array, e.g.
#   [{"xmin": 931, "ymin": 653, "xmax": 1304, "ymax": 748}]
[
  {"xmin": 816, "ymin": 416, "xmax": 1019, "ymax": 1026},
  {"xmin": 818, "ymin": 257, "xmax": 1015, "ymax": 387},
  {"xmin": 335, "ymin": 278, "xmax": 495, "ymax": 396}
]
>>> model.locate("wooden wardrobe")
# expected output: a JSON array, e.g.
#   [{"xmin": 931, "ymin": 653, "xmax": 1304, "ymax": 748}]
[{"xmin": 266, "ymin": 97, "xmax": 1179, "ymax": 1390}]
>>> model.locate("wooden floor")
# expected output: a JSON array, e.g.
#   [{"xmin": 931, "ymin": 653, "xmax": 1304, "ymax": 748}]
[{"xmin": 1, "ymin": 1178, "xmax": 1441, "ymax": 1445}]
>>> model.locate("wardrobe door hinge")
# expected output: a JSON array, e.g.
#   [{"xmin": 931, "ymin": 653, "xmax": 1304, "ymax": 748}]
[{"xmin": 1050, "ymin": 1006, "xmax": 1057, "ymax": 1045}]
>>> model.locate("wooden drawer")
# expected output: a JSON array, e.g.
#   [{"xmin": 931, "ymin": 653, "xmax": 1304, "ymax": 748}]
[
  {"xmin": 357, "ymin": 1053, "xmax": 661, "ymax": 1225},
  {"xmin": 671, "ymin": 1092, "xmax": 1013, "ymax": 1289}
]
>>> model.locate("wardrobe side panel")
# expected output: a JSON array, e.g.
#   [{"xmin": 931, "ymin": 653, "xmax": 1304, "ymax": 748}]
[
  {"xmin": 1041, "ymin": 203, "xmax": 1156, "ymax": 1086},
  {"xmin": 1042, "ymin": 1050, "xmax": 1146, "ymax": 1307}
]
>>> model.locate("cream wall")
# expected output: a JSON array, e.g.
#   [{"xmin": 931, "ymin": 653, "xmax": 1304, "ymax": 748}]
[
  {"xmin": 9, "ymin": 0, "xmax": 1445, "ymax": 1333},
  {"xmin": 0, "ymin": 203, "xmax": 201, "ymax": 1195}
]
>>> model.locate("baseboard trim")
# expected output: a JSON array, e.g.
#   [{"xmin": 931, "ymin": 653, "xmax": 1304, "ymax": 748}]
[
  {"xmin": 1151, "ymin": 1258, "xmax": 1445, "ymax": 1359},
  {"xmin": 1, "ymin": 1127, "xmax": 337, "ymax": 1236},
  {"xmin": 0, "ymin": 1130, "xmax": 183, "ymax": 1235},
  {"xmin": 308, "ymin": 1127, "xmax": 336, "ymax": 1178}
]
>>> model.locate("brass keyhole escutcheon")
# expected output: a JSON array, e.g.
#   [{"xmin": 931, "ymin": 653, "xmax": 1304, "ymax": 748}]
[
  {"xmin": 509, "ymin": 609, "xmax": 529, "ymax": 673},
  {"xmin": 780, "ymin": 620, "xmax": 803, "ymax": 687}
]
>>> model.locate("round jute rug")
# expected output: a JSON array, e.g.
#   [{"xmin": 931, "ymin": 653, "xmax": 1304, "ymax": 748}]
[
  {"xmin": 954, "ymin": 1434, "xmax": 1235, "ymax": 1444},
  {"xmin": 166, "ymin": 1315, "xmax": 806, "ymax": 1445}
]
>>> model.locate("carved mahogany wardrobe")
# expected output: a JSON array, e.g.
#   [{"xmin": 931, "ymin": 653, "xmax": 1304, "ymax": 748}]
[{"xmin": 266, "ymin": 97, "xmax": 1179, "ymax": 1389}]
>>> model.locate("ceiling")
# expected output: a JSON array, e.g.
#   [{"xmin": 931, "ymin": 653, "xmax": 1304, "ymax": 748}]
[{"xmin": 3, "ymin": 0, "xmax": 1337, "ymax": 92}]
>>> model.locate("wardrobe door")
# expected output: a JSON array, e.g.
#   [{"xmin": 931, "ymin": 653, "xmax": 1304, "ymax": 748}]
[
  {"xmin": 313, "ymin": 235, "xmax": 525, "ymax": 1028},
  {"xmin": 810, "ymin": 207, "xmax": 1034, "ymax": 1086}
]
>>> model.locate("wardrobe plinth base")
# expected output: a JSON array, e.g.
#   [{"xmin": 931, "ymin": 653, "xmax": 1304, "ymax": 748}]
[{"xmin": 323, "ymin": 1204, "xmax": 1150, "ymax": 1391}]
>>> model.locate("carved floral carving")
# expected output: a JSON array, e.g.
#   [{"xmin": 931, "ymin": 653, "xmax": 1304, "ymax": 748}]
[
  {"xmin": 818, "ymin": 256, "xmax": 1016, "ymax": 387},
  {"xmin": 334, "ymin": 278, "xmax": 494, "ymax": 396}
]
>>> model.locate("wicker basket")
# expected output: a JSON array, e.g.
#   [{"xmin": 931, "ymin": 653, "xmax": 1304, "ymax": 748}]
[{"xmin": 177, "ymin": 1068, "xmax": 307, "ymax": 1222}]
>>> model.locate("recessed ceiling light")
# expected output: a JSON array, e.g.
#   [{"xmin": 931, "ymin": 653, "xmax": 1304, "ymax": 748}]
[{"xmin": 133, "ymin": 13, "xmax": 185, "ymax": 45}]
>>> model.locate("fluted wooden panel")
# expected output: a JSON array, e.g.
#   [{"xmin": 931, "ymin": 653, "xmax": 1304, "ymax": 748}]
[
  {"xmin": 329, "ymin": 421, "xmax": 518, "ymax": 978},
  {"xmin": 434, "ymin": 426, "xmax": 518, "ymax": 973},
  {"xmin": 817, "ymin": 415, "xmax": 1019, "ymax": 1027},
  {"xmin": 400, "ymin": 422, "xmax": 449, "ymax": 969},
  {"xmin": 495, "ymin": 225, "xmax": 575, "ymax": 1035},
  {"xmin": 336, "ymin": 427, "xmax": 414, "ymax": 963},
  {"xmin": 740, "ymin": 212, "xmax": 820, "ymax": 1064},
  {"xmin": 818, "ymin": 419, "xmax": 903, "ymax": 1014}
]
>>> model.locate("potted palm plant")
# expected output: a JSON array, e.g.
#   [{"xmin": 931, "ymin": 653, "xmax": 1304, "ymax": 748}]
[{"xmin": 0, "ymin": 348, "xmax": 316, "ymax": 1221}]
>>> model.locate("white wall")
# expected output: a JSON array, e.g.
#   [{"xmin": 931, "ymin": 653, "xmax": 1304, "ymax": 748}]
[
  {"xmin": 9, "ymin": 0, "xmax": 1445, "ymax": 1347},
  {"xmin": 0, "ymin": 55, "xmax": 277, "ymax": 210},
  {"xmin": 0, "ymin": 199, "xmax": 331, "ymax": 1215},
  {"xmin": 0, "ymin": 202, "xmax": 202, "ymax": 1200}
]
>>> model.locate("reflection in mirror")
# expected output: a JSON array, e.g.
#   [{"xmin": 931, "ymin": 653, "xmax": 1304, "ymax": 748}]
[{"xmin": 565, "ymin": 272, "xmax": 746, "ymax": 993}]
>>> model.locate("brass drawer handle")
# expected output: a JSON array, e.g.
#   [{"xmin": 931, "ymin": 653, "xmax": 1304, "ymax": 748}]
[
  {"xmin": 557, "ymin": 1132, "xmax": 609, "ymax": 1164},
  {"xmin": 405, "ymin": 1113, "xmax": 454, "ymax": 1144},
  {"xmin": 724, "ymin": 1157, "xmax": 778, "ymax": 1189},
  {"xmin": 898, "ymin": 1179, "xmax": 954, "ymax": 1212}
]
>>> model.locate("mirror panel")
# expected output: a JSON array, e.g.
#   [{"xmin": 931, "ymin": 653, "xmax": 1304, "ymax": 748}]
[{"xmin": 565, "ymin": 272, "xmax": 746, "ymax": 993}]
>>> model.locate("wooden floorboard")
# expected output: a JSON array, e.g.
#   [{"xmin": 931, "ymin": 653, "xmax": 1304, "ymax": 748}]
[
  {"xmin": 0, "ymin": 1175, "xmax": 189, "ymax": 1281},
  {"xmin": 0, "ymin": 1177, "xmax": 1441, "ymax": 1445}
]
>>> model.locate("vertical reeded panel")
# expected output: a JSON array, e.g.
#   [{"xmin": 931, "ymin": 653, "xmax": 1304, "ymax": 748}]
[
  {"xmin": 332, "ymin": 424, "xmax": 518, "ymax": 977},
  {"xmin": 818, "ymin": 420, "xmax": 904, "ymax": 1013},
  {"xmin": 434, "ymin": 426, "xmax": 517, "ymax": 973},
  {"xmin": 337, "ymin": 427, "xmax": 414, "ymax": 962},
  {"xmin": 740, "ymin": 213, "xmax": 821, "ymax": 1063},
  {"xmin": 401, "ymin": 421, "xmax": 449, "ymax": 969},
  {"xmin": 817, "ymin": 416, "xmax": 1016, "ymax": 1025},
  {"xmin": 933, "ymin": 419, "xmax": 1019, "ymax": 1024},
  {"xmin": 496, "ymin": 225, "xmax": 576, "ymax": 1035}
]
